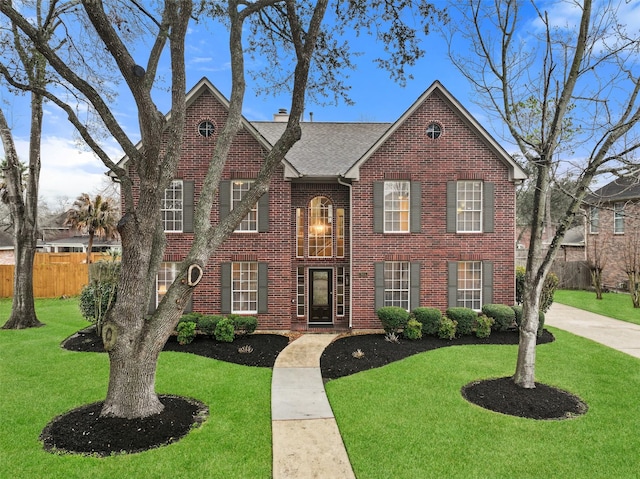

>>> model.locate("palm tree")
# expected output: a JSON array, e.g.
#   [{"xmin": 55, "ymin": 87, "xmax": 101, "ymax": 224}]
[{"xmin": 65, "ymin": 193, "xmax": 119, "ymax": 264}]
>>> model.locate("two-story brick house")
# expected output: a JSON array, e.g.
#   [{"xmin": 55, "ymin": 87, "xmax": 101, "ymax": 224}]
[
  {"xmin": 138, "ymin": 77, "xmax": 526, "ymax": 331},
  {"xmin": 586, "ymin": 176, "xmax": 640, "ymax": 290}
]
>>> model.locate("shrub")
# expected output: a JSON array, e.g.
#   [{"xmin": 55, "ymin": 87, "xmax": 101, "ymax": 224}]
[
  {"xmin": 197, "ymin": 315, "xmax": 223, "ymax": 336},
  {"xmin": 180, "ymin": 312, "xmax": 203, "ymax": 325},
  {"xmin": 515, "ymin": 266, "xmax": 526, "ymax": 304},
  {"xmin": 412, "ymin": 307, "xmax": 442, "ymax": 336},
  {"xmin": 438, "ymin": 316, "xmax": 457, "ymax": 340},
  {"xmin": 215, "ymin": 317, "xmax": 235, "ymax": 343},
  {"xmin": 403, "ymin": 318, "xmax": 423, "ymax": 340},
  {"xmin": 540, "ymin": 272, "xmax": 559, "ymax": 313},
  {"xmin": 376, "ymin": 306, "xmax": 410, "ymax": 333},
  {"xmin": 233, "ymin": 315, "xmax": 258, "ymax": 335},
  {"xmin": 445, "ymin": 307, "xmax": 476, "ymax": 336},
  {"xmin": 512, "ymin": 305, "xmax": 546, "ymax": 336},
  {"xmin": 482, "ymin": 304, "xmax": 516, "ymax": 331},
  {"xmin": 177, "ymin": 321, "xmax": 196, "ymax": 345},
  {"xmin": 78, "ymin": 281, "xmax": 117, "ymax": 336},
  {"xmin": 474, "ymin": 314, "xmax": 493, "ymax": 339}
]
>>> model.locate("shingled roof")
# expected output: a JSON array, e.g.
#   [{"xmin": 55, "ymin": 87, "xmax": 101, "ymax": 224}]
[
  {"xmin": 252, "ymin": 122, "xmax": 391, "ymax": 177},
  {"xmin": 587, "ymin": 176, "xmax": 640, "ymax": 203}
]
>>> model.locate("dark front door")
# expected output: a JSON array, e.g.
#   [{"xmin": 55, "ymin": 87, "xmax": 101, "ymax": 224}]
[{"xmin": 309, "ymin": 269, "xmax": 333, "ymax": 324}]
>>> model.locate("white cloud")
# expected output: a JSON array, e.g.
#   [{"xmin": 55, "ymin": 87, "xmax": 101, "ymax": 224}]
[{"xmin": 14, "ymin": 136, "xmax": 120, "ymax": 205}]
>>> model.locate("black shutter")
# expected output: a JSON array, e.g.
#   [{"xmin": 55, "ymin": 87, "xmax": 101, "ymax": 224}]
[
  {"xmin": 258, "ymin": 192, "xmax": 269, "ymax": 232},
  {"xmin": 183, "ymin": 180, "xmax": 194, "ymax": 233},
  {"xmin": 374, "ymin": 262, "xmax": 385, "ymax": 310},
  {"xmin": 483, "ymin": 182, "xmax": 495, "ymax": 233},
  {"xmin": 410, "ymin": 262, "xmax": 421, "ymax": 310},
  {"xmin": 219, "ymin": 181, "xmax": 231, "ymax": 221},
  {"xmin": 446, "ymin": 181, "xmax": 457, "ymax": 233},
  {"xmin": 410, "ymin": 182, "xmax": 422, "ymax": 233},
  {"xmin": 221, "ymin": 263, "xmax": 231, "ymax": 314},
  {"xmin": 447, "ymin": 261, "xmax": 458, "ymax": 308},
  {"xmin": 258, "ymin": 262, "xmax": 268, "ymax": 313},
  {"xmin": 482, "ymin": 261, "xmax": 494, "ymax": 306},
  {"xmin": 373, "ymin": 182, "xmax": 384, "ymax": 233}
]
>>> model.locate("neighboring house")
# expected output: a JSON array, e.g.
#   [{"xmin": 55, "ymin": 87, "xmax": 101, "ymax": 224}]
[
  {"xmin": 586, "ymin": 176, "xmax": 640, "ymax": 290},
  {"xmin": 125, "ymin": 78, "xmax": 527, "ymax": 331}
]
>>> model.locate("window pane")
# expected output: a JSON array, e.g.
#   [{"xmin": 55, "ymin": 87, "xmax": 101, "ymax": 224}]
[
  {"xmin": 232, "ymin": 262, "xmax": 258, "ymax": 313},
  {"xmin": 336, "ymin": 208, "xmax": 345, "ymax": 258},
  {"xmin": 162, "ymin": 180, "xmax": 183, "ymax": 232},
  {"xmin": 384, "ymin": 181, "xmax": 410, "ymax": 233},
  {"xmin": 590, "ymin": 207, "xmax": 599, "ymax": 234},
  {"xmin": 296, "ymin": 208, "xmax": 304, "ymax": 257},
  {"xmin": 457, "ymin": 181, "xmax": 482, "ymax": 233},
  {"xmin": 309, "ymin": 196, "xmax": 333, "ymax": 257},
  {"xmin": 457, "ymin": 261, "xmax": 482, "ymax": 310},
  {"xmin": 232, "ymin": 180, "xmax": 258, "ymax": 232},
  {"xmin": 156, "ymin": 262, "xmax": 179, "ymax": 306},
  {"xmin": 614, "ymin": 203, "xmax": 624, "ymax": 234},
  {"xmin": 383, "ymin": 261, "xmax": 409, "ymax": 310}
]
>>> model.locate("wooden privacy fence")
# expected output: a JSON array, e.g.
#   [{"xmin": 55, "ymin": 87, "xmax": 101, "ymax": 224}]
[{"xmin": 0, "ymin": 253, "xmax": 112, "ymax": 298}]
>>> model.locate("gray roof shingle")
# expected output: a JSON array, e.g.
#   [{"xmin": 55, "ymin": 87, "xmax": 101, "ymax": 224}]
[
  {"xmin": 252, "ymin": 122, "xmax": 391, "ymax": 177},
  {"xmin": 588, "ymin": 176, "xmax": 640, "ymax": 203}
]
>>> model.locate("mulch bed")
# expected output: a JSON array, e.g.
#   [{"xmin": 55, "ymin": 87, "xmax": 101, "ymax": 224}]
[{"xmin": 51, "ymin": 325, "xmax": 587, "ymax": 457}]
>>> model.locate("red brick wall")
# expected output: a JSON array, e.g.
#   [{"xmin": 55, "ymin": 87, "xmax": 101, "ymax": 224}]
[
  {"xmin": 586, "ymin": 201, "xmax": 640, "ymax": 290},
  {"xmin": 350, "ymin": 91, "xmax": 517, "ymax": 329}
]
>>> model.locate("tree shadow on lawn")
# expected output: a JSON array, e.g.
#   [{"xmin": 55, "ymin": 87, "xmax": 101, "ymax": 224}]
[{"xmin": 47, "ymin": 326, "xmax": 586, "ymax": 457}]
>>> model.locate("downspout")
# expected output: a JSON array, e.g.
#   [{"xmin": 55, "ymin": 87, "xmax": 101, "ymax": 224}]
[{"xmin": 338, "ymin": 176, "xmax": 353, "ymax": 329}]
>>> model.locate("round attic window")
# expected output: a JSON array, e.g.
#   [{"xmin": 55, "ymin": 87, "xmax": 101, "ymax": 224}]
[
  {"xmin": 198, "ymin": 120, "xmax": 215, "ymax": 137},
  {"xmin": 426, "ymin": 122, "xmax": 442, "ymax": 139}
]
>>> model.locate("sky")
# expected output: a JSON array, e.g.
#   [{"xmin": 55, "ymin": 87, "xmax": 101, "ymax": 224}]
[{"xmin": 1, "ymin": 0, "xmax": 639, "ymax": 206}]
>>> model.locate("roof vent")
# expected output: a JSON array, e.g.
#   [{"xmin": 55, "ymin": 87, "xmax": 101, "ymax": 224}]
[{"xmin": 273, "ymin": 108, "xmax": 289, "ymax": 122}]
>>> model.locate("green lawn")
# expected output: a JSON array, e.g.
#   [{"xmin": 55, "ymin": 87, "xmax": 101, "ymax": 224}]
[
  {"xmin": 554, "ymin": 289, "xmax": 640, "ymax": 325},
  {"xmin": 327, "ymin": 328, "xmax": 640, "ymax": 478},
  {"xmin": 0, "ymin": 298, "xmax": 273, "ymax": 479}
]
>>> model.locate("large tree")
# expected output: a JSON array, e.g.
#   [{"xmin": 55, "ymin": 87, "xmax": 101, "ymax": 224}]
[
  {"xmin": 446, "ymin": 0, "xmax": 640, "ymax": 388},
  {"xmin": 0, "ymin": 0, "xmax": 443, "ymax": 419}
]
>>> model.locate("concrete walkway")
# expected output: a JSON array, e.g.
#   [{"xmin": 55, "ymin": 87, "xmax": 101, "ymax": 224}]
[
  {"xmin": 271, "ymin": 334, "xmax": 356, "ymax": 479},
  {"xmin": 545, "ymin": 302, "xmax": 640, "ymax": 359}
]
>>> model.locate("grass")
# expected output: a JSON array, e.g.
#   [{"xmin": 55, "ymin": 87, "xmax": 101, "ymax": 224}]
[
  {"xmin": 0, "ymin": 298, "xmax": 273, "ymax": 479},
  {"xmin": 554, "ymin": 289, "xmax": 640, "ymax": 325},
  {"xmin": 327, "ymin": 329, "xmax": 640, "ymax": 478}
]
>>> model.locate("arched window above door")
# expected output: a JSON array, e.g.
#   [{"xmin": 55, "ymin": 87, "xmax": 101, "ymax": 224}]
[{"xmin": 309, "ymin": 196, "xmax": 333, "ymax": 257}]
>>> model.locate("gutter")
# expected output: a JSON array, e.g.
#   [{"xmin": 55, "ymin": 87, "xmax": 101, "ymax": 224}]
[{"xmin": 337, "ymin": 176, "xmax": 353, "ymax": 329}]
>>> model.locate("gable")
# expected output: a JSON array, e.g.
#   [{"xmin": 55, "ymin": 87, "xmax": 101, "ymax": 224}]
[{"xmin": 343, "ymin": 81, "xmax": 527, "ymax": 182}]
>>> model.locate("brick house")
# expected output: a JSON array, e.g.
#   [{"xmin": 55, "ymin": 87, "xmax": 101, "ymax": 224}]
[
  {"xmin": 586, "ymin": 176, "xmax": 640, "ymax": 290},
  {"xmin": 132, "ymin": 78, "xmax": 526, "ymax": 331}
]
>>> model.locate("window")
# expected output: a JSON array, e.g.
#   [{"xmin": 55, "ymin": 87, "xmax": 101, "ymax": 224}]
[
  {"xmin": 198, "ymin": 120, "xmax": 215, "ymax": 137},
  {"xmin": 614, "ymin": 202, "xmax": 625, "ymax": 234},
  {"xmin": 589, "ymin": 207, "xmax": 599, "ymax": 234},
  {"xmin": 232, "ymin": 180, "xmax": 258, "ymax": 232},
  {"xmin": 309, "ymin": 196, "xmax": 333, "ymax": 257},
  {"xmin": 384, "ymin": 181, "xmax": 410, "ymax": 233},
  {"xmin": 426, "ymin": 122, "xmax": 442, "ymax": 139},
  {"xmin": 384, "ymin": 261, "xmax": 410, "ymax": 310},
  {"xmin": 232, "ymin": 262, "xmax": 258, "ymax": 313},
  {"xmin": 336, "ymin": 267, "xmax": 345, "ymax": 316},
  {"xmin": 296, "ymin": 208, "xmax": 304, "ymax": 257},
  {"xmin": 162, "ymin": 180, "xmax": 183, "ymax": 232},
  {"xmin": 336, "ymin": 208, "xmax": 345, "ymax": 258},
  {"xmin": 297, "ymin": 267, "xmax": 305, "ymax": 316},
  {"xmin": 457, "ymin": 261, "xmax": 482, "ymax": 310},
  {"xmin": 157, "ymin": 262, "xmax": 179, "ymax": 307},
  {"xmin": 457, "ymin": 181, "xmax": 482, "ymax": 232}
]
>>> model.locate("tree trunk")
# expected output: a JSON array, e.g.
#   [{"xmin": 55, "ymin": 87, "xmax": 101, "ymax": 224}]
[
  {"xmin": 2, "ymin": 237, "xmax": 42, "ymax": 329},
  {"xmin": 101, "ymin": 329, "xmax": 164, "ymax": 418},
  {"xmin": 513, "ymin": 276, "xmax": 543, "ymax": 388}
]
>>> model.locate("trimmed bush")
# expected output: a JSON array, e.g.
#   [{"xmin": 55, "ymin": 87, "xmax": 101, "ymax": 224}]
[
  {"xmin": 233, "ymin": 315, "xmax": 258, "ymax": 335},
  {"xmin": 197, "ymin": 315, "xmax": 223, "ymax": 336},
  {"xmin": 516, "ymin": 266, "xmax": 526, "ymax": 305},
  {"xmin": 482, "ymin": 304, "xmax": 516, "ymax": 331},
  {"xmin": 474, "ymin": 314, "xmax": 494, "ymax": 339},
  {"xmin": 512, "ymin": 305, "xmax": 546, "ymax": 336},
  {"xmin": 215, "ymin": 317, "xmax": 235, "ymax": 343},
  {"xmin": 438, "ymin": 316, "xmax": 457, "ymax": 340},
  {"xmin": 540, "ymin": 272, "xmax": 559, "ymax": 313},
  {"xmin": 376, "ymin": 306, "xmax": 410, "ymax": 333},
  {"xmin": 412, "ymin": 307, "xmax": 442, "ymax": 336},
  {"xmin": 403, "ymin": 318, "xmax": 423, "ymax": 340},
  {"xmin": 177, "ymin": 321, "xmax": 197, "ymax": 345},
  {"xmin": 445, "ymin": 307, "xmax": 476, "ymax": 336}
]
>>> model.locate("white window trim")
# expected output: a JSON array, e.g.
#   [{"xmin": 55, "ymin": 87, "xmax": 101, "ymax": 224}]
[
  {"xmin": 162, "ymin": 180, "xmax": 183, "ymax": 233},
  {"xmin": 457, "ymin": 261, "xmax": 482, "ymax": 311},
  {"xmin": 232, "ymin": 180, "xmax": 258, "ymax": 233},
  {"xmin": 456, "ymin": 181, "xmax": 483, "ymax": 233},
  {"xmin": 157, "ymin": 262, "xmax": 179, "ymax": 307},
  {"xmin": 614, "ymin": 202, "xmax": 625, "ymax": 235},
  {"xmin": 383, "ymin": 181, "xmax": 410, "ymax": 234},
  {"xmin": 231, "ymin": 262, "xmax": 258, "ymax": 314},
  {"xmin": 383, "ymin": 261, "xmax": 410, "ymax": 311},
  {"xmin": 589, "ymin": 207, "xmax": 599, "ymax": 234}
]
